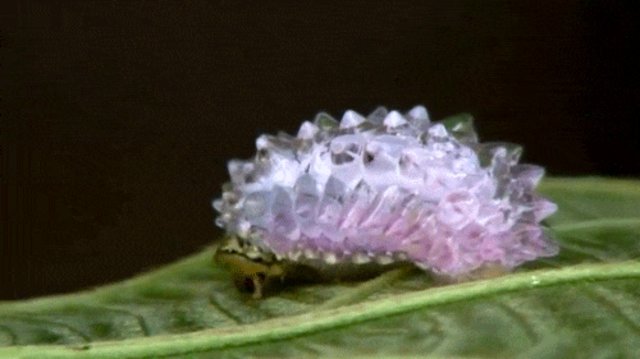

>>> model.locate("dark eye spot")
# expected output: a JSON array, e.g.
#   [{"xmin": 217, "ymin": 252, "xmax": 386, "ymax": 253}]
[
  {"xmin": 243, "ymin": 276, "xmax": 255, "ymax": 293},
  {"xmin": 256, "ymin": 272, "xmax": 266, "ymax": 281}
]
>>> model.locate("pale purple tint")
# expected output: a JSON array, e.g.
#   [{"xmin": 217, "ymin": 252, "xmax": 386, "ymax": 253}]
[{"xmin": 214, "ymin": 106, "xmax": 559, "ymax": 277}]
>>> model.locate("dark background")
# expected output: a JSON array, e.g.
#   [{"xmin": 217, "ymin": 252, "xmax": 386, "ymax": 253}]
[{"xmin": 1, "ymin": 1, "xmax": 638, "ymax": 299}]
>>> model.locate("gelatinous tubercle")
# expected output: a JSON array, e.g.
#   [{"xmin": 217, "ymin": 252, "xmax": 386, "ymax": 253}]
[{"xmin": 213, "ymin": 106, "xmax": 558, "ymax": 281}]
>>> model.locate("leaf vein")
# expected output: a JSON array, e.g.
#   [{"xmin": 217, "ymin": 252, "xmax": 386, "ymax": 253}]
[
  {"xmin": 494, "ymin": 302, "xmax": 539, "ymax": 344},
  {"xmin": 583, "ymin": 287, "xmax": 640, "ymax": 337},
  {"xmin": 76, "ymin": 304, "xmax": 152, "ymax": 337},
  {"xmin": 208, "ymin": 294, "xmax": 243, "ymax": 325},
  {"xmin": 0, "ymin": 325, "xmax": 17, "ymax": 346}
]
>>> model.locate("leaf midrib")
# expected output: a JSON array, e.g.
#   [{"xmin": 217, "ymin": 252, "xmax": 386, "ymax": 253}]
[{"xmin": 3, "ymin": 261, "xmax": 639, "ymax": 359}]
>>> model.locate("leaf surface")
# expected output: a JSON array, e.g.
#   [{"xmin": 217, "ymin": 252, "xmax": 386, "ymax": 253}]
[{"xmin": 1, "ymin": 177, "xmax": 639, "ymax": 358}]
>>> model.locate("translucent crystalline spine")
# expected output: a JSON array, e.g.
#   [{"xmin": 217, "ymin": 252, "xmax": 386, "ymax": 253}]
[{"xmin": 214, "ymin": 106, "xmax": 558, "ymax": 277}]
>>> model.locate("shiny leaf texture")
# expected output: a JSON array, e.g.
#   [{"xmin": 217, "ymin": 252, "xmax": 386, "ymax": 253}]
[{"xmin": 1, "ymin": 177, "xmax": 639, "ymax": 358}]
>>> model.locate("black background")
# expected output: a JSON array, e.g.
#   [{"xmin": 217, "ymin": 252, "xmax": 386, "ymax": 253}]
[{"xmin": 1, "ymin": 1, "xmax": 638, "ymax": 299}]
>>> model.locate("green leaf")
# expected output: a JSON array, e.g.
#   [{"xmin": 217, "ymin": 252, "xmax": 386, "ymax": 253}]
[{"xmin": 1, "ymin": 177, "xmax": 639, "ymax": 358}]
